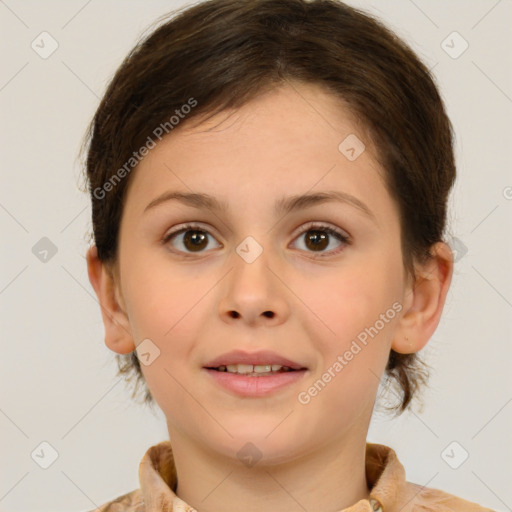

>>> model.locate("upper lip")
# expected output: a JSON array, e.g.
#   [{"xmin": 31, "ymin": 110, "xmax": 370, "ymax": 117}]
[{"xmin": 203, "ymin": 350, "xmax": 306, "ymax": 370}]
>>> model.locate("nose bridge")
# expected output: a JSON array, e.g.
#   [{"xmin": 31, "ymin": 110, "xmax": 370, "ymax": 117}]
[
  {"xmin": 231, "ymin": 234, "xmax": 274, "ymax": 302},
  {"xmin": 219, "ymin": 234, "xmax": 288, "ymax": 325}
]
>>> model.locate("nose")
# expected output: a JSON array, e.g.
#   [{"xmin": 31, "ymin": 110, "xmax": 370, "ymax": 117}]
[{"xmin": 218, "ymin": 245, "xmax": 290, "ymax": 327}]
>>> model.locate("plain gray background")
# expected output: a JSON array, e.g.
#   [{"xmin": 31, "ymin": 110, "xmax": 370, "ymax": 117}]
[{"xmin": 0, "ymin": 1, "xmax": 511, "ymax": 511}]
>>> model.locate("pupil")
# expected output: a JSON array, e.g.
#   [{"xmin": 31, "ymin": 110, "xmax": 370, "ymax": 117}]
[
  {"xmin": 307, "ymin": 230, "xmax": 328, "ymax": 251},
  {"xmin": 185, "ymin": 230, "xmax": 207, "ymax": 251}
]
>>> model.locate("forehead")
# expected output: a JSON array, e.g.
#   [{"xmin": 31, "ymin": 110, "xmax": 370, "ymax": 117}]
[
  {"xmin": 122, "ymin": 82, "xmax": 393, "ymax": 222},
  {"xmin": 176, "ymin": 82, "xmax": 375, "ymax": 160}
]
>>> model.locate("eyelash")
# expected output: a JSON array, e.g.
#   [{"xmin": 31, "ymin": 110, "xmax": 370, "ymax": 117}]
[{"xmin": 162, "ymin": 222, "xmax": 351, "ymax": 258}]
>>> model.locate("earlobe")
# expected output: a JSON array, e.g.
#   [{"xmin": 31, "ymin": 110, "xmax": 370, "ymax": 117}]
[
  {"xmin": 86, "ymin": 245, "xmax": 136, "ymax": 355},
  {"xmin": 392, "ymin": 242, "xmax": 453, "ymax": 354}
]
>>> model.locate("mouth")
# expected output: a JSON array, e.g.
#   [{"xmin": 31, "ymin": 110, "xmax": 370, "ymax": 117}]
[
  {"xmin": 203, "ymin": 349, "xmax": 307, "ymax": 372},
  {"xmin": 202, "ymin": 350, "xmax": 308, "ymax": 397},
  {"xmin": 205, "ymin": 364, "xmax": 303, "ymax": 376}
]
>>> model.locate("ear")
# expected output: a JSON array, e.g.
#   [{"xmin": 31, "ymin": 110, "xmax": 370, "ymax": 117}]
[
  {"xmin": 392, "ymin": 241, "xmax": 453, "ymax": 354},
  {"xmin": 86, "ymin": 245, "xmax": 136, "ymax": 355}
]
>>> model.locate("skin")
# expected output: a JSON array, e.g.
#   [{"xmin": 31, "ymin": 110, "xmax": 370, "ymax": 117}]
[{"xmin": 87, "ymin": 82, "xmax": 453, "ymax": 512}]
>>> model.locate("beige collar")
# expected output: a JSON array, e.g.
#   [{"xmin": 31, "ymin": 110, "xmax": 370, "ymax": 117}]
[{"xmin": 136, "ymin": 441, "xmax": 412, "ymax": 512}]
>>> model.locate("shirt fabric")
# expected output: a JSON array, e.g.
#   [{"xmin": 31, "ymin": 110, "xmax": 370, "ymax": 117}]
[{"xmin": 92, "ymin": 441, "xmax": 494, "ymax": 512}]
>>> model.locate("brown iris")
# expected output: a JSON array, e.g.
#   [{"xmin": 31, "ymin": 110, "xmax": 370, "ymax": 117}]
[
  {"xmin": 305, "ymin": 230, "xmax": 328, "ymax": 251},
  {"xmin": 183, "ymin": 230, "xmax": 208, "ymax": 252}
]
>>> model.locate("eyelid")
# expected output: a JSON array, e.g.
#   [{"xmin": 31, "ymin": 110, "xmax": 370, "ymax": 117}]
[
  {"xmin": 163, "ymin": 222, "xmax": 222, "ymax": 241},
  {"xmin": 291, "ymin": 221, "xmax": 351, "ymax": 242}
]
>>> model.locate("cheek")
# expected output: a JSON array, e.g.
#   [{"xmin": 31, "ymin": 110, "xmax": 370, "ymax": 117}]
[
  {"xmin": 126, "ymin": 267, "xmax": 209, "ymax": 415},
  {"xmin": 120, "ymin": 250, "xmax": 214, "ymax": 359},
  {"xmin": 297, "ymin": 271, "xmax": 402, "ymax": 417},
  {"xmin": 304, "ymin": 261, "xmax": 403, "ymax": 336},
  {"xmin": 121, "ymin": 247, "xmax": 208, "ymax": 339},
  {"xmin": 294, "ymin": 254, "xmax": 404, "ymax": 387}
]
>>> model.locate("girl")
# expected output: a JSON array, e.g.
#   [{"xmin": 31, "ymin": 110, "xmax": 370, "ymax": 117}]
[{"xmin": 84, "ymin": 0, "xmax": 494, "ymax": 510}]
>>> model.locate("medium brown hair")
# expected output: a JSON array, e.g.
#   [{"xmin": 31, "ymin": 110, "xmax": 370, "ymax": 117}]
[{"xmin": 81, "ymin": 0, "xmax": 455, "ymax": 415}]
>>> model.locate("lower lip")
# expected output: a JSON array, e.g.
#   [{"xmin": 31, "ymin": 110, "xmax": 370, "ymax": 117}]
[{"xmin": 203, "ymin": 369, "xmax": 307, "ymax": 397}]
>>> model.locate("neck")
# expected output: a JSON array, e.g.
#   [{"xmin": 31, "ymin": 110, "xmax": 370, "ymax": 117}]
[{"xmin": 169, "ymin": 428, "xmax": 370, "ymax": 512}]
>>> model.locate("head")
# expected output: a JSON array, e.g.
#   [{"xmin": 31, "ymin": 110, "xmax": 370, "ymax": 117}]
[{"xmin": 84, "ymin": 0, "xmax": 454, "ymax": 460}]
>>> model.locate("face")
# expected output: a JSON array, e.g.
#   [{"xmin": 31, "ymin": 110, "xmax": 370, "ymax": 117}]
[{"xmin": 112, "ymin": 82, "xmax": 411, "ymax": 463}]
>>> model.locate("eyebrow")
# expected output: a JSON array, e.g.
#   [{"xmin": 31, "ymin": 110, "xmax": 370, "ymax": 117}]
[{"xmin": 143, "ymin": 190, "xmax": 376, "ymax": 221}]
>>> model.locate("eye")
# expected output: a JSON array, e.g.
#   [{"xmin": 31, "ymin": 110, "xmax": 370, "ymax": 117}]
[
  {"xmin": 162, "ymin": 223, "xmax": 222, "ymax": 255},
  {"xmin": 291, "ymin": 222, "xmax": 350, "ymax": 257},
  {"xmin": 162, "ymin": 222, "xmax": 350, "ymax": 257}
]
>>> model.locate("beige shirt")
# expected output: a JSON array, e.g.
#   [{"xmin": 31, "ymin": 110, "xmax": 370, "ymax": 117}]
[{"xmin": 93, "ymin": 441, "xmax": 494, "ymax": 512}]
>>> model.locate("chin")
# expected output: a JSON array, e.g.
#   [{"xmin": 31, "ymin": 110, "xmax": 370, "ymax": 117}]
[{"xmin": 208, "ymin": 426, "xmax": 306, "ymax": 466}]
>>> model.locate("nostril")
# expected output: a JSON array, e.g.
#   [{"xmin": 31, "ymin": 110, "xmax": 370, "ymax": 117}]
[{"xmin": 227, "ymin": 311, "xmax": 274, "ymax": 319}]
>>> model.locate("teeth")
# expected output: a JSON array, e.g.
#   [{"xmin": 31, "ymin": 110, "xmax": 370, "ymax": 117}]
[
  {"xmin": 254, "ymin": 365, "xmax": 272, "ymax": 373},
  {"xmin": 227, "ymin": 364, "xmax": 253, "ymax": 374},
  {"xmin": 216, "ymin": 364, "xmax": 293, "ymax": 374}
]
